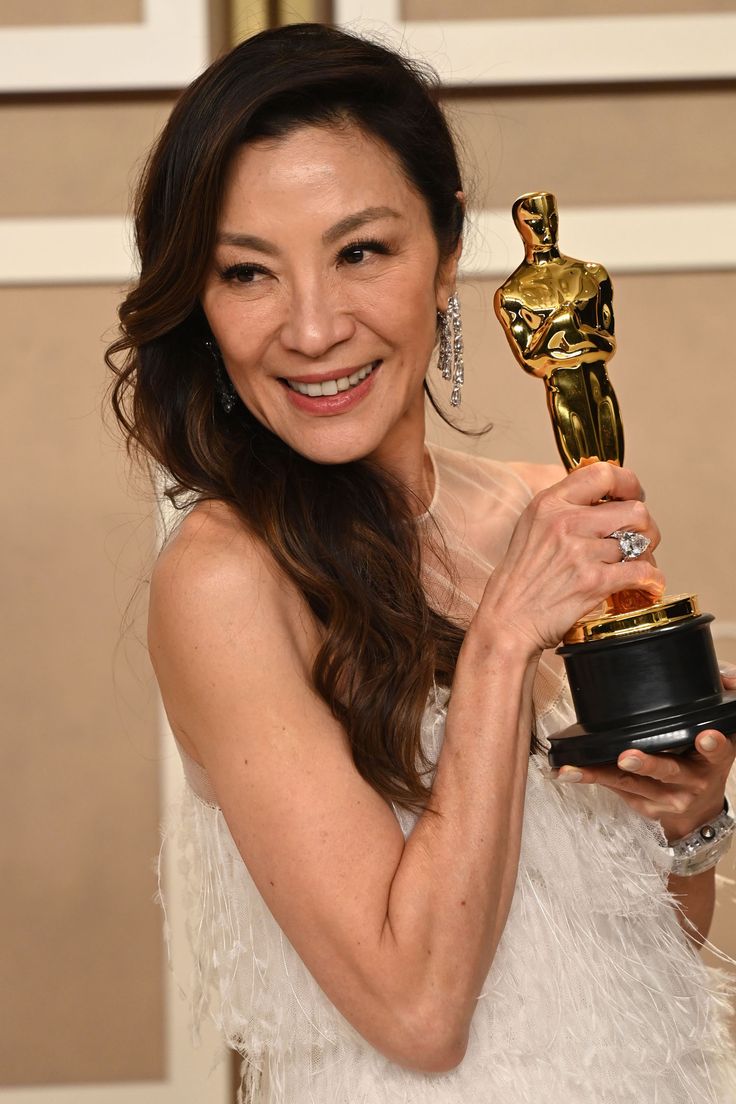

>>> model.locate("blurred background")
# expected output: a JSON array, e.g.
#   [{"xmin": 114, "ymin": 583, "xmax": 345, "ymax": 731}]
[{"xmin": 1, "ymin": 1, "xmax": 735, "ymax": 1101}]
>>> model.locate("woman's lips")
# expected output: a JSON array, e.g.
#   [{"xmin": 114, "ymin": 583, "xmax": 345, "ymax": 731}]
[{"xmin": 281, "ymin": 361, "xmax": 382, "ymax": 415}]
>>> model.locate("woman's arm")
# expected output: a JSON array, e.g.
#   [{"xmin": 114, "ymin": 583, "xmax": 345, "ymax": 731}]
[
  {"xmin": 556, "ymin": 715, "xmax": 736, "ymax": 947},
  {"xmin": 149, "ymin": 465, "xmax": 659, "ymax": 1074},
  {"xmin": 667, "ymin": 868, "xmax": 716, "ymax": 948},
  {"xmin": 150, "ymin": 506, "xmax": 540, "ymax": 1073}
]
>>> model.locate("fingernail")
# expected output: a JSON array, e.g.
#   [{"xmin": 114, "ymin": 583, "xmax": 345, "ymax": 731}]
[
  {"xmin": 619, "ymin": 756, "xmax": 641, "ymax": 771},
  {"xmin": 699, "ymin": 734, "xmax": 718, "ymax": 751},
  {"xmin": 719, "ymin": 662, "xmax": 736, "ymax": 679},
  {"xmin": 557, "ymin": 768, "xmax": 583, "ymax": 782}
]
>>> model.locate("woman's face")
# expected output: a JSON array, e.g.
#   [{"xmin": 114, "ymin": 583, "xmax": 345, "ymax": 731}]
[{"xmin": 201, "ymin": 123, "xmax": 458, "ymax": 466}]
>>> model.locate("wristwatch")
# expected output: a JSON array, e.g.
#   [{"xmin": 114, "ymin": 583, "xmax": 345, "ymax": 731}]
[{"xmin": 665, "ymin": 798, "xmax": 736, "ymax": 877}]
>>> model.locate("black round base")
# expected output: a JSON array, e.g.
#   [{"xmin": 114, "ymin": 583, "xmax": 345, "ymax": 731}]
[
  {"xmin": 550, "ymin": 611, "xmax": 736, "ymax": 768},
  {"xmin": 548, "ymin": 690, "xmax": 736, "ymax": 768}
]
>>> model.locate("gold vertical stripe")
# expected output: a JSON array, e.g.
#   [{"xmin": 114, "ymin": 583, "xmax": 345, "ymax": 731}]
[
  {"xmin": 230, "ymin": 0, "xmax": 270, "ymax": 45},
  {"xmin": 278, "ymin": 0, "xmax": 319, "ymax": 24}
]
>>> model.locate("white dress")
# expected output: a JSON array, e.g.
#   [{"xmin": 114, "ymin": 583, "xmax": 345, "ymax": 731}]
[{"xmin": 157, "ymin": 443, "xmax": 736, "ymax": 1103}]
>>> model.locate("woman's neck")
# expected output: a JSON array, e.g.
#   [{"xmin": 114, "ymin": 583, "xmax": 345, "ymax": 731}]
[{"xmin": 368, "ymin": 411, "xmax": 433, "ymax": 516}]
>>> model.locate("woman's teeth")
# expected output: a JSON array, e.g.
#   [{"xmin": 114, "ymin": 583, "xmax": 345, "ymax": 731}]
[{"xmin": 287, "ymin": 361, "xmax": 377, "ymax": 397}]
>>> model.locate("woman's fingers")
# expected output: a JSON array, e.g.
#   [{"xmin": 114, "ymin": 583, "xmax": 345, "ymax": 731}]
[
  {"xmin": 557, "ymin": 752, "xmax": 681, "ymax": 790},
  {"xmin": 534, "ymin": 463, "xmax": 661, "ymax": 566},
  {"xmin": 560, "ymin": 738, "xmax": 730, "ymax": 787},
  {"xmin": 485, "ymin": 460, "xmax": 665, "ymax": 653},
  {"xmin": 558, "ymin": 461, "xmax": 645, "ymax": 507},
  {"xmin": 719, "ymin": 662, "xmax": 736, "ymax": 689},
  {"xmin": 555, "ymin": 730, "xmax": 735, "ymax": 827},
  {"xmin": 582, "ymin": 498, "xmax": 661, "ymax": 550},
  {"xmin": 606, "ymin": 556, "xmax": 666, "ymax": 600},
  {"xmin": 692, "ymin": 727, "xmax": 736, "ymax": 769}
]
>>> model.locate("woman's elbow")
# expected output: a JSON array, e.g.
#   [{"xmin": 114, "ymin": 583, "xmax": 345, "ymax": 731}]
[{"xmin": 391, "ymin": 1006, "xmax": 469, "ymax": 1074}]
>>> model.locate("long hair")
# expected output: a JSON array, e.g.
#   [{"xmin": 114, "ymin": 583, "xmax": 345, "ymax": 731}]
[{"xmin": 108, "ymin": 23, "xmax": 477, "ymax": 816}]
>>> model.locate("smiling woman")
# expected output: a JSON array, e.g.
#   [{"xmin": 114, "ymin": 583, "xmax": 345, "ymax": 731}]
[
  {"xmin": 106, "ymin": 21, "xmax": 736, "ymax": 1104},
  {"xmin": 201, "ymin": 126, "xmax": 451, "ymax": 466}
]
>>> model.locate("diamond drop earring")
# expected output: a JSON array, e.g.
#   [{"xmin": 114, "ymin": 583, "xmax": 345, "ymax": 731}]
[
  {"xmin": 204, "ymin": 338, "xmax": 238, "ymax": 414},
  {"xmin": 437, "ymin": 292, "xmax": 464, "ymax": 407}
]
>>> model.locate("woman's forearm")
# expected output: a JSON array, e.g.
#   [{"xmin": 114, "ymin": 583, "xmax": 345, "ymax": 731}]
[
  {"xmin": 668, "ymin": 868, "xmax": 716, "ymax": 948},
  {"xmin": 380, "ymin": 624, "xmax": 539, "ymax": 1061}
]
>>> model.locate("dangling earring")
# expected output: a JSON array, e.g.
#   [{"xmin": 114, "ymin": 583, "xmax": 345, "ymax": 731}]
[
  {"xmin": 204, "ymin": 338, "xmax": 238, "ymax": 414},
  {"xmin": 438, "ymin": 306, "xmax": 452, "ymax": 381},
  {"xmin": 436, "ymin": 292, "xmax": 464, "ymax": 407}
]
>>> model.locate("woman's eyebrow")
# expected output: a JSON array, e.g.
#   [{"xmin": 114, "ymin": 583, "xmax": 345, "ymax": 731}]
[
  {"xmin": 322, "ymin": 206, "xmax": 401, "ymax": 244},
  {"xmin": 217, "ymin": 207, "xmax": 401, "ymax": 254},
  {"xmin": 217, "ymin": 232, "xmax": 277, "ymax": 254}
]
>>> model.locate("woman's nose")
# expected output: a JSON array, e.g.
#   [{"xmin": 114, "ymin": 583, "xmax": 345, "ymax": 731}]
[{"xmin": 280, "ymin": 280, "xmax": 356, "ymax": 358}]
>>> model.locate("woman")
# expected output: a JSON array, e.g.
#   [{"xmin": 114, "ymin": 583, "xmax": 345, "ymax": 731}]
[{"xmin": 108, "ymin": 23, "xmax": 736, "ymax": 1103}]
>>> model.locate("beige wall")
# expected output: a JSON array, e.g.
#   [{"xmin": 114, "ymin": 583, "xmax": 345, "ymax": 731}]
[
  {"xmin": 1, "ymin": 100, "xmax": 175, "ymax": 216},
  {"xmin": 0, "ymin": 1, "xmax": 142, "ymax": 24},
  {"xmin": 446, "ymin": 86, "xmax": 736, "ymax": 207},
  {"xmin": 0, "ymin": 0, "xmax": 179, "ymax": 1090},
  {"xmin": 1, "ymin": 285, "xmax": 165, "ymax": 1084}
]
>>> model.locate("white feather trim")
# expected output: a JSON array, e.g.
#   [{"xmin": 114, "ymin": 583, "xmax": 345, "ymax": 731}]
[{"xmin": 158, "ymin": 687, "xmax": 736, "ymax": 1103}]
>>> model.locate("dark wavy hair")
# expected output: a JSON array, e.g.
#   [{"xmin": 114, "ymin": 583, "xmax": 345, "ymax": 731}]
[{"xmin": 107, "ymin": 23, "xmax": 478, "ymax": 816}]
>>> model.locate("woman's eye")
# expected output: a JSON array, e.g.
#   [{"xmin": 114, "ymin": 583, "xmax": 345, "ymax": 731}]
[
  {"xmin": 339, "ymin": 239, "xmax": 390, "ymax": 266},
  {"xmin": 220, "ymin": 263, "xmax": 267, "ymax": 284}
]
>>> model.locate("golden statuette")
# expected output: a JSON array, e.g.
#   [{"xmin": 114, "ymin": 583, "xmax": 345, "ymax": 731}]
[
  {"xmin": 493, "ymin": 191, "xmax": 736, "ymax": 768},
  {"xmin": 494, "ymin": 191, "xmax": 623, "ymax": 471},
  {"xmin": 495, "ymin": 190, "xmax": 651, "ymax": 620}
]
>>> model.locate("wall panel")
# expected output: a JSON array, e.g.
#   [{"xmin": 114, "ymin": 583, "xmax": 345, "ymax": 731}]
[
  {"xmin": 0, "ymin": 1, "xmax": 142, "ymax": 25},
  {"xmin": 447, "ymin": 87, "xmax": 736, "ymax": 211},
  {"xmin": 0, "ymin": 101, "xmax": 176, "ymax": 217},
  {"xmin": 1, "ymin": 285, "xmax": 163, "ymax": 1085}
]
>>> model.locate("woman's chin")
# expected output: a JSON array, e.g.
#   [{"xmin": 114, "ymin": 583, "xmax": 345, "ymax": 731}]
[
  {"xmin": 289, "ymin": 439, "xmax": 377, "ymax": 467},
  {"xmin": 270, "ymin": 419, "xmax": 386, "ymax": 468}
]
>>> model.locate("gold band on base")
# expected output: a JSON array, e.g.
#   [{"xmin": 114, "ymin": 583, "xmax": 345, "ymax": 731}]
[{"xmin": 564, "ymin": 594, "xmax": 700, "ymax": 645}]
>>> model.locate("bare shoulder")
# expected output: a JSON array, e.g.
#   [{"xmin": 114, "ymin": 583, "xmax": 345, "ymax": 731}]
[
  {"xmin": 151, "ymin": 500, "xmax": 300, "ymax": 650},
  {"xmin": 151, "ymin": 499, "xmax": 287, "ymax": 616},
  {"xmin": 506, "ymin": 460, "xmax": 566, "ymax": 497},
  {"xmin": 149, "ymin": 500, "xmax": 316, "ymax": 758}
]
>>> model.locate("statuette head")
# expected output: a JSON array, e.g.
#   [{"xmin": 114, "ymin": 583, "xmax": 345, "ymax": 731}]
[{"xmin": 512, "ymin": 191, "xmax": 559, "ymax": 250}]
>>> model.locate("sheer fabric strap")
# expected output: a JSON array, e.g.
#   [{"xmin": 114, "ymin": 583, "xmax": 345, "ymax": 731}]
[{"xmin": 174, "ymin": 739, "xmax": 220, "ymax": 808}]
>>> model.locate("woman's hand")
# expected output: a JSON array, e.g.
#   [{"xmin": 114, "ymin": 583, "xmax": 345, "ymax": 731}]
[
  {"xmin": 555, "ymin": 666, "xmax": 736, "ymax": 841},
  {"xmin": 476, "ymin": 461, "xmax": 665, "ymax": 658}
]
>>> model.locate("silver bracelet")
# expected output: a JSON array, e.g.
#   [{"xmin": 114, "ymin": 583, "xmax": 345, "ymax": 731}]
[{"xmin": 664, "ymin": 798, "xmax": 735, "ymax": 877}]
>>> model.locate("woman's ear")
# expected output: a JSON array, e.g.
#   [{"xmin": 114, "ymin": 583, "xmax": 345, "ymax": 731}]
[{"xmin": 435, "ymin": 191, "xmax": 465, "ymax": 310}]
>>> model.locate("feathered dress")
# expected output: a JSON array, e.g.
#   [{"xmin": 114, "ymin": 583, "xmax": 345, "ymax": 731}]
[{"xmin": 157, "ymin": 443, "xmax": 736, "ymax": 1103}]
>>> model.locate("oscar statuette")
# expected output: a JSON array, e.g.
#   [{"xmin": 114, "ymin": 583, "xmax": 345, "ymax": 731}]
[{"xmin": 494, "ymin": 191, "xmax": 736, "ymax": 768}]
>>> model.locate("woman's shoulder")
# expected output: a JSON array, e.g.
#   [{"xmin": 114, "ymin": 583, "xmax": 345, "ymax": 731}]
[
  {"xmin": 152, "ymin": 499, "xmax": 284, "ymax": 607},
  {"xmin": 150, "ymin": 500, "xmax": 315, "ymax": 678},
  {"xmin": 149, "ymin": 500, "xmax": 318, "ymax": 763}
]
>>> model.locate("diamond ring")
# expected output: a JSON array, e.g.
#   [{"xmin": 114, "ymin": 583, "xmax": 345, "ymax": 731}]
[{"xmin": 609, "ymin": 529, "xmax": 651, "ymax": 561}]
